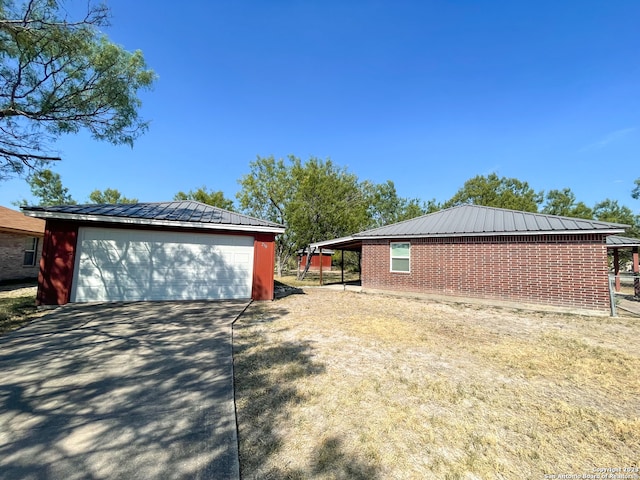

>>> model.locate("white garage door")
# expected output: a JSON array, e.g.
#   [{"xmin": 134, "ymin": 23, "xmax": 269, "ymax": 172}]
[{"xmin": 71, "ymin": 227, "xmax": 254, "ymax": 302}]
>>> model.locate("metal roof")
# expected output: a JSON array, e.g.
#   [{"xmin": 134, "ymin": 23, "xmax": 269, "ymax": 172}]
[
  {"xmin": 606, "ymin": 235, "xmax": 640, "ymax": 247},
  {"xmin": 354, "ymin": 205, "xmax": 627, "ymax": 238},
  {"xmin": 22, "ymin": 201, "xmax": 285, "ymax": 234}
]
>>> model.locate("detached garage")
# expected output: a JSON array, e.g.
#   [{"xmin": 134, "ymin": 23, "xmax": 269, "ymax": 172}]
[{"xmin": 22, "ymin": 202, "xmax": 285, "ymax": 305}]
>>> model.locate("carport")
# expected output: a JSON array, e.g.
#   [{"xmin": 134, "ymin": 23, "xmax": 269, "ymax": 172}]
[
  {"xmin": 311, "ymin": 235, "xmax": 363, "ymax": 286},
  {"xmin": 607, "ymin": 235, "xmax": 640, "ymax": 296}
]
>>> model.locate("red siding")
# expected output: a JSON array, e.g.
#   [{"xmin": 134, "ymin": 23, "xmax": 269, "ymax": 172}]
[
  {"xmin": 299, "ymin": 253, "xmax": 332, "ymax": 271},
  {"xmin": 38, "ymin": 221, "xmax": 278, "ymax": 304},
  {"xmin": 362, "ymin": 235, "xmax": 611, "ymax": 312},
  {"xmin": 37, "ymin": 220, "xmax": 78, "ymax": 305},
  {"xmin": 252, "ymin": 234, "xmax": 277, "ymax": 300}
]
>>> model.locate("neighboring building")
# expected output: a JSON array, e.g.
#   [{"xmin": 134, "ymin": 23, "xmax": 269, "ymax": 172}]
[
  {"xmin": 22, "ymin": 201, "xmax": 285, "ymax": 305},
  {"xmin": 297, "ymin": 248, "xmax": 334, "ymax": 271},
  {"xmin": 312, "ymin": 205, "xmax": 627, "ymax": 313},
  {"xmin": 0, "ymin": 206, "xmax": 45, "ymax": 282}
]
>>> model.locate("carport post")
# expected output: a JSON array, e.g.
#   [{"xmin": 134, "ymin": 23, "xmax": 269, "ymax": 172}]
[
  {"xmin": 634, "ymin": 246, "xmax": 639, "ymax": 297},
  {"xmin": 609, "ymin": 275, "xmax": 617, "ymax": 317},
  {"xmin": 613, "ymin": 248, "xmax": 621, "ymax": 292}
]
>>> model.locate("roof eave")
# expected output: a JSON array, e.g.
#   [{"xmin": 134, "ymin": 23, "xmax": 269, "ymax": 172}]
[
  {"xmin": 23, "ymin": 211, "xmax": 286, "ymax": 235},
  {"xmin": 0, "ymin": 226, "xmax": 45, "ymax": 236},
  {"xmin": 355, "ymin": 228, "xmax": 626, "ymax": 239},
  {"xmin": 311, "ymin": 235, "xmax": 355, "ymax": 247}
]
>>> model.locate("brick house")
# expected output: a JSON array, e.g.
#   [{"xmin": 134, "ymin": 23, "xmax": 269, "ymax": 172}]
[
  {"xmin": 0, "ymin": 206, "xmax": 45, "ymax": 282},
  {"xmin": 312, "ymin": 205, "xmax": 627, "ymax": 314}
]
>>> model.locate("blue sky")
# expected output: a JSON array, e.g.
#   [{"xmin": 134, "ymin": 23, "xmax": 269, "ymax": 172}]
[{"xmin": 1, "ymin": 0, "xmax": 639, "ymax": 211}]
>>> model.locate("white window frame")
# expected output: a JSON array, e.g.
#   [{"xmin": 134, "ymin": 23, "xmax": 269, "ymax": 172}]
[
  {"xmin": 23, "ymin": 237, "xmax": 38, "ymax": 267},
  {"xmin": 390, "ymin": 241, "xmax": 410, "ymax": 273}
]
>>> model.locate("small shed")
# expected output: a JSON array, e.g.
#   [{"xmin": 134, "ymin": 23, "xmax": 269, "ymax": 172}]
[
  {"xmin": 297, "ymin": 248, "xmax": 334, "ymax": 271},
  {"xmin": 22, "ymin": 201, "xmax": 285, "ymax": 305},
  {"xmin": 0, "ymin": 206, "xmax": 45, "ymax": 282},
  {"xmin": 312, "ymin": 205, "xmax": 627, "ymax": 313}
]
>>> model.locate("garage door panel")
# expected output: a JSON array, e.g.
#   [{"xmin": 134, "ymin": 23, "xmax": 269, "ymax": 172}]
[{"xmin": 72, "ymin": 228, "xmax": 254, "ymax": 302}]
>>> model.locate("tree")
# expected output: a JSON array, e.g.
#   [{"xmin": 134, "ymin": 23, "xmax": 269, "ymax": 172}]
[
  {"xmin": 88, "ymin": 188, "xmax": 137, "ymax": 204},
  {"xmin": 363, "ymin": 180, "xmax": 440, "ymax": 228},
  {"xmin": 21, "ymin": 168, "xmax": 75, "ymax": 205},
  {"xmin": 174, "ymin": 186, "xmax": 234, "ymax": 210},
  {"xmin": 364, "ymin": 180, "xmax": 432, "ymax": 228},
  {"xmin": 287, "ymin": 157, "xmax": 370, "ymax": 279},
  {"xmin": 237, "ymin": 155, "xmax": 371, "ymax": 277},
  {"xmin": 541, "ymin": 188, "xmax": 593, "ymax": 219},
  {"xmin": 0, "ymin": 0, "xmax": 156, "ymax": 179},
  {"xmin": 237, "ymin": 155, "xmax": 295, "ymax": 276},
  {"xmin": 444, "ymin": 173, "xmax": 543, "ymax": 212},
  {"xmin": 593, "ymin": 199, "xmax": 639, "ymax": 236},
  {"xmin": 632, "ymin": 178, "xmax": 640, "ymax": 200}
]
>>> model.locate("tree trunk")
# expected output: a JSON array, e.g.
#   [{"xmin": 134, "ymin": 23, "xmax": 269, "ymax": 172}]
[{"xmin": 298, "ymin": 246, "xmax": 316, "ymax": 280}]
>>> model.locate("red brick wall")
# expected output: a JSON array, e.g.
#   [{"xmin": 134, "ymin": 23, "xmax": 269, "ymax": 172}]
[
  {"xmin": 362, "ymin": 235, "xmax": 611, "ymax": 312},
  {"xmin": 0, "ymin": 232, "xmax": 43, "ymax": 282}
]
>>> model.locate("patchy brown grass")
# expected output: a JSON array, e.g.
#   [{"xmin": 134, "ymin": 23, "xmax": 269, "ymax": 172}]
[
  {"xmin": 233, "ymin": 289, "xmax": 640, "ymax": 479},
  {"xmin": 0, "ymin": 290, "xmax": 39, "ymax": 334},
  {"xmin": 276, "ymin": 270, "xmax": 360, "ymax": 287}
]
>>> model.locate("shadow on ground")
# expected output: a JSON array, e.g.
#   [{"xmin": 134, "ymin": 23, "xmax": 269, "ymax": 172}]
[
  {"xmin": 233, "ymin": 299, "xmax": 379, "ymax": 479},
  {"xmin": 0, "ymin": 300, "xmax": 246, "ymax": 480}
]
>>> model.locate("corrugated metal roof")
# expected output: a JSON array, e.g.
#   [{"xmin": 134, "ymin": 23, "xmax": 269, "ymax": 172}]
[
  {"xmin": 354, "ymin": 205, "xmax": 628, "ymax": 238},
  {"xmin": 607, "ymin": 235, "xmax": 640, "ymax": 247},
  {"xmin": 22, "ymin": 201, "xmax": 285, "ymax": 233}
]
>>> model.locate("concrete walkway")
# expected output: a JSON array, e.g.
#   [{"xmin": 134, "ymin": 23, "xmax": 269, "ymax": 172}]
[
  {"xmin": 0, "ymin": 300, "xmax": 248, "ymax": 480},
  {"xmin": 616, "ymin": 296, "xmax": 640, "ymax": 316}
]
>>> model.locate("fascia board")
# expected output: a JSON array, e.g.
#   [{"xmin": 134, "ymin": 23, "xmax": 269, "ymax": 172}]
[
  {"xmin": 354, "ymin": 229, "xmax": 627, "ymax": 240},
  {"xmin": 23, "ymin": 211, "xmax": 286, "ymax": 234}
]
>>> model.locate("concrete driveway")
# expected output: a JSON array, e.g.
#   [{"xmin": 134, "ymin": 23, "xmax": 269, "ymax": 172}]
[{"xmin": 0, "ymin": 300, "xmax": 248, "ymax": 480}]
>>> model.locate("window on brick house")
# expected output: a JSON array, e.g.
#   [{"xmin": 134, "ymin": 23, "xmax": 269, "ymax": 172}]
[
  {"xmin": 23, "ymin": 237, "xmax": 38, "ymax": 267},
  {"xmin": 390, "ymin": 242, "xmax": 410, "ymax": 272}
]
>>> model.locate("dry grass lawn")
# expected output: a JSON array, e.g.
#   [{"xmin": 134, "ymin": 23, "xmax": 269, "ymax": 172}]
[
  {"xmin": 277, "ymin": 271, "xmax": 361, "ymax": 288},
  {"xmin": 233, "ymin": 289, "xmax": 640, "ymax": 479},
  {"xmin": 0, "ymin": 285, "xmax": 40, "ymax": 334}
]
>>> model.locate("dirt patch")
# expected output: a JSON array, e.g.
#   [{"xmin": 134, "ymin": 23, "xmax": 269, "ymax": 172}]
[
  {"xmin": 234, "ymin": 288, "xmax": 640, "ymax": 479},
  {"xmin": 0, "ymin": 285, "xmax": 37, "ymax": 299}
]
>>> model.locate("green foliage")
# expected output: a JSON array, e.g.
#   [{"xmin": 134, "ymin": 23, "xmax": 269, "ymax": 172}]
[
  {"xmin": 174, "ymin": 186, "xmax": 234, "ymax": 210},
  {"xmin": 288, "ymin": 156, "xmax": 369, "ymax": 246},
  {"xmin": 364, "ymin": 180, "xmax": 433, "ymax": 228},
  {"xmin": 541, "ymin": 188, "xmax": 593, "ymax": 219},
  {"xmin": 444, "ymin": 173, "xmax": 543, "ymax": 212},
  {"xmin": 237, "ymin": 155, "xmax": 372, "ymax": 276},
  {"xmin": 21, "ymin": 168, "xmax": 75, "ymax": 205},
  {"xmin": 0, "ymin": 0, "xmax": 156, "ymax": 178},
  {"xmin": 88, "ymin": 188, "xmax": 137, "ymax": 204},
  {"xmin": 237, "ymin": 155, "xmax": 296, "ymax": 276},
  {"xmin": 593, "ymin": 199, "xmax": 639, "ymax": 236},
  {"xmin": 632, "ymin": 178, "xmax": 640, "ymax": 200}
]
